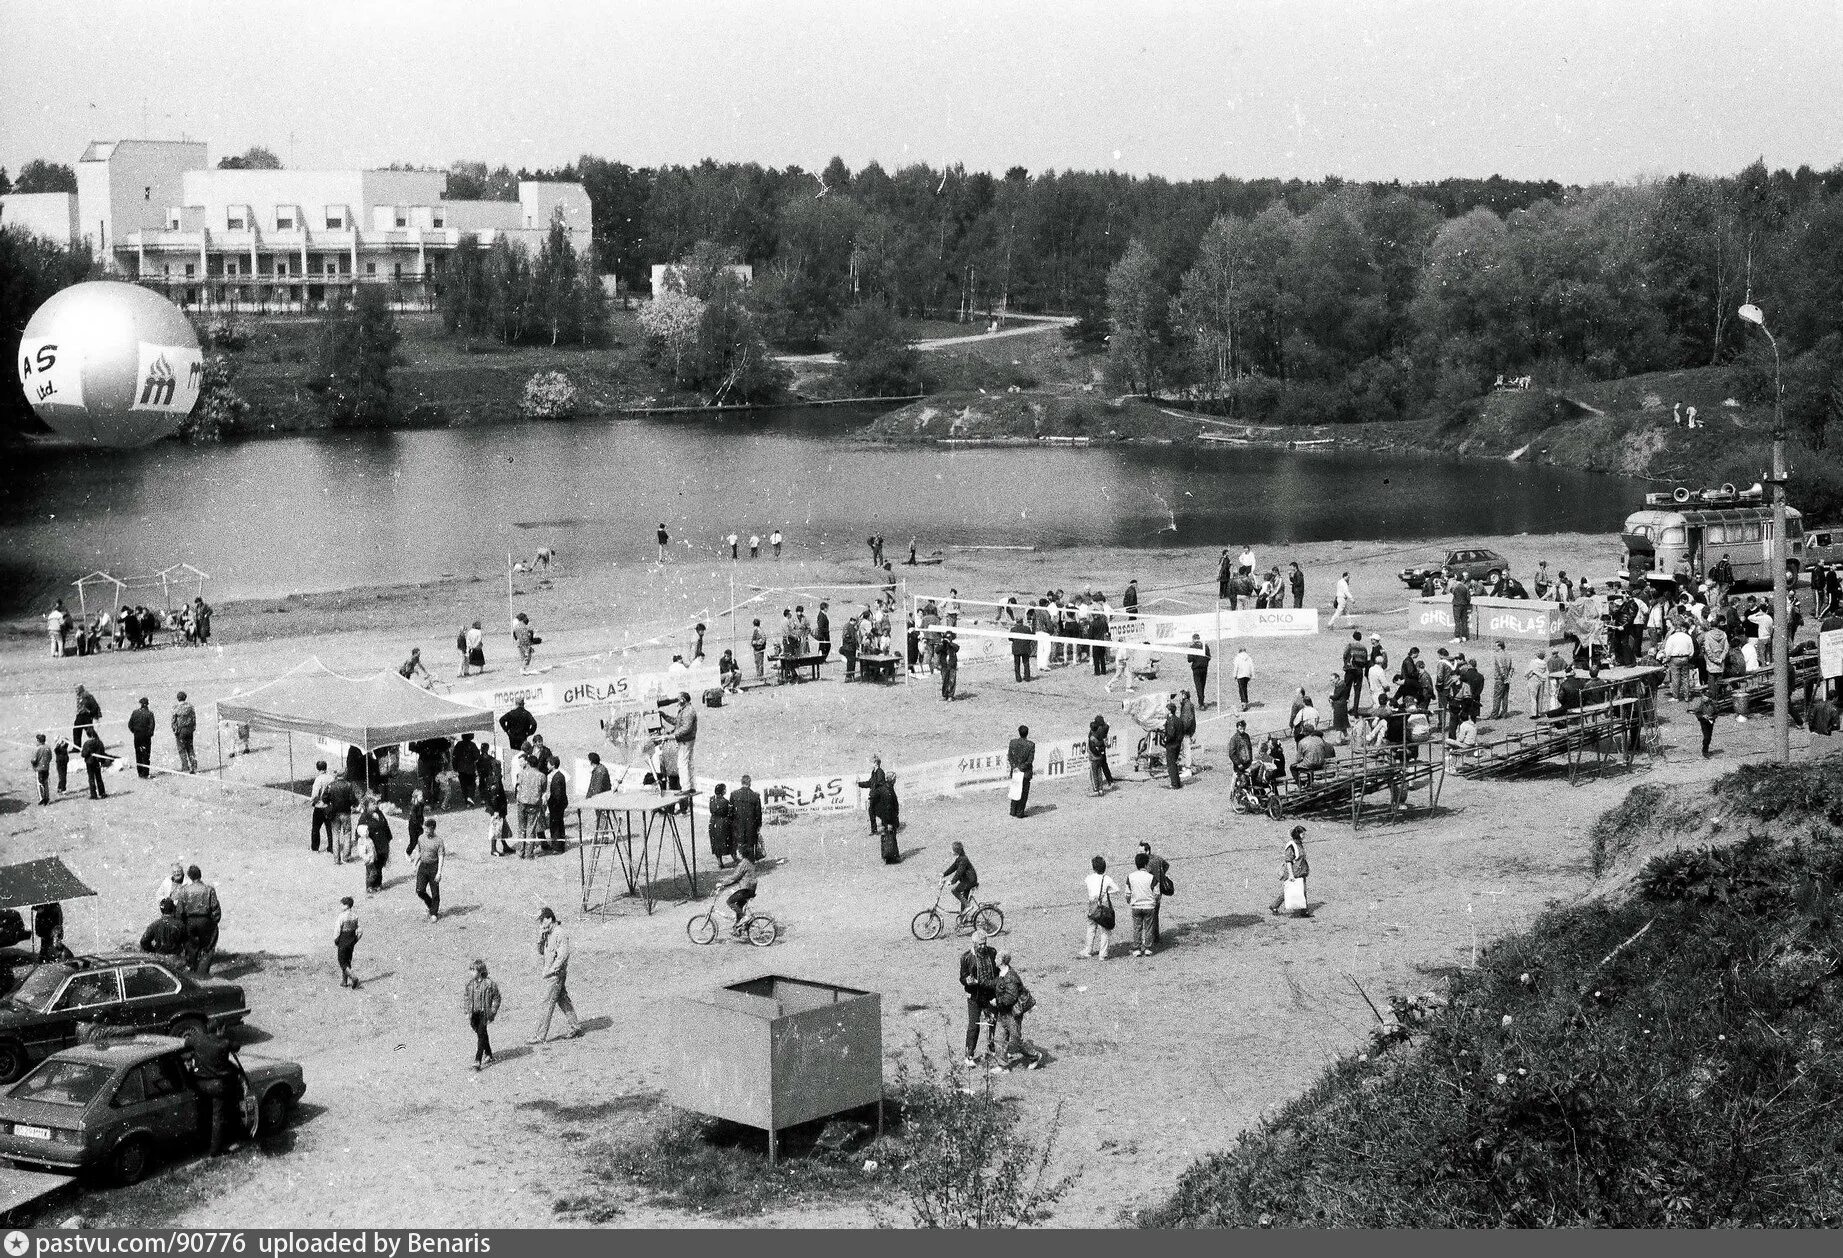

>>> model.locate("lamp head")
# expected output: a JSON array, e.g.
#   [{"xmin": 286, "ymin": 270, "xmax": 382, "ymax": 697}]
[{"xmin": 1738, "ymin": 303, "xmax": 1766, "ymax": 327}]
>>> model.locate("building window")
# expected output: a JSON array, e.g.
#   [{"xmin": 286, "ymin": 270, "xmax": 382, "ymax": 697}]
[
  {"xmin": 432, "ymin": 210, "xmax": 446, "ymax": 229},
  {"xmin": 393, "ymin": 262, "xmax": 403, "ymax": 279},
  {"xmin": 326, "ymin": 212, "xmax": 343, "ymax": 229},
  {"xmin": 277, "ymin": 213, "xmax": 295, "ymax": 230},
  {"xmin": 395, "ymin": 210, "xmax": 407, "ymax": 228},
  {"xmin": 228, "ymin": 214, "xmax": 245, "ymax": 230},
  {"xmin": 366, "ymin": 262, "xmax": 376, "ymax": 276},
  {"xmin": 185, "ymin": 263, "xmax": 195, "ymax": 278}
]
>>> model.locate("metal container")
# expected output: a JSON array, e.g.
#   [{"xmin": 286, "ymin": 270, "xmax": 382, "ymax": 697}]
[{"xmin": 669, "ymin": 974, "xmax": 882, "ymax": 1161}]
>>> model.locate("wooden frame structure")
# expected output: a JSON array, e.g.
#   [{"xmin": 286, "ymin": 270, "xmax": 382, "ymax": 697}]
[
  {"xmin": 577, "ymin": 790, "xmax": 698, "ymax": 916},
  {"xmin": 1273, "ymin": 742, "xmax": 1447, "ymax": 828}
]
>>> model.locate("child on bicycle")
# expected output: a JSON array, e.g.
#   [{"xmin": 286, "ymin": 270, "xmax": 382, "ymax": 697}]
[
  {"xmin": 713, "ymin": 852, "xmax": 760, "ymax": 935},
  {"xmin": 941, "ymin": 841, "xmax": 977, "ymax": 914}
]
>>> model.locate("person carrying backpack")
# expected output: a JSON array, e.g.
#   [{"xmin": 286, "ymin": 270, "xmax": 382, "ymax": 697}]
[
  {"xmin": 958, "ymin": 929, "xmax": 1000, "ymax": 1066},
  {"xmin": 989, "ymin": 950, "xmax": 1043, "ymax": 1072}
]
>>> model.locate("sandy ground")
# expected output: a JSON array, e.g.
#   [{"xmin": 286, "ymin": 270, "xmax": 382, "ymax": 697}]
[{"xmin": 1, "ymin": 531, "xmax": 1823, "ymax": 1227}]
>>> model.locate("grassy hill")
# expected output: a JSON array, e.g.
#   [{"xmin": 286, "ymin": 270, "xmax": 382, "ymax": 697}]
[{"xmin": 1143, "ymin": 758, "xmax": 1843, "ymax": 1228}]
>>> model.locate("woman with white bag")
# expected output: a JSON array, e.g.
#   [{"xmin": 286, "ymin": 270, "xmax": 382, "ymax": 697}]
[{"xmin": 1269, "ymin": 825, "xmax": 1311, "ymax": 917}]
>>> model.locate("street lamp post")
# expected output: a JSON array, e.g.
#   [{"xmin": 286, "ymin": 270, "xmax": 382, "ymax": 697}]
[{"xmin": 1738, "ymin": 302, "xmax": 1790, "ymax": 764}]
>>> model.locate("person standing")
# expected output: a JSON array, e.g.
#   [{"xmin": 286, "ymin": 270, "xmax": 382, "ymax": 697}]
[
  {"xmin": 1010, "ymin": 619, "xmax": 1034, "ymax": 682},
  {"xmin": 334, "ymin": 896, "xmax": 361, "ymax": 989},
  {"xmin": 1007, "ymin": 725, "xmax": 1035, "ymax": 818},
  {"xmin": 47, "ymin": 603, "xmax": 66, "ymax": 657},
  {"xmin": 414, "ymin": 818, "xmax": 446, "ymax": 921},
  {"xmin": 126, "ymin": 697, "xmax": 157, "ymax": 778},
  {"xmin": 173, "ymin": 864, "xmax": 222, "ymax": 975},
  {"xmin": 841, "ymin": 613, "xmax": 860, "ymax": 681},
  {"xmin": 1233, "ymin": 647, "xmax": 1255, "ymax": 712},
  {"xmin": 959, "ymin": 929, "xmax": 1000, "ymax": 1065},
  {"xmin": 1161, "ymin": 700, "xmax": 1185, "ymax": 790},
  {"xmin": 512, "ymin": 614, "xmax": 537, "ymax": 672},
  {"xmin": 1694, "ymin": 689, "xmax": 1718, "ymax": 758},
  {"xmin": 1139, "ymin": 840, "xmax": 1172, "ymax": 947},
  {"xmin": 815, "ymin": 601, "xmax": 832, "ymax": 663},
  {"xmin": 656, "ymin": 522, "xmax": 669, "ymax": 563},
  {"xmin": 1189, "ymin": 633, "xmax": 1212, "ymax": 707},
  {"xmin": 463, "ymin": 620, "xmax": 486, "ymax": 676},
  {"xmin": 31, "ymin": 734, "xmax": 52, "ymax": 805},
  {"xmin": 1087, "ymin": 714, "xmax": 1115, "ymax": 794},
  {"xmin": 1269, "ymin": 826, "xmax": 1310, "ymax": 916},
  {"xmin": 670, "ymin": 692, "xmax": 698, "ymax": 793},
  {"xmin": 708, "ymin": 782, "xmax": 736, "ymax": 868},
  {"xmin": 937, "ymin": 631, "xmax": 959, "ymax": 700},
  {"xmin": 464, "ymin": 960, "xmax": 501, "ymax": 1069},
  {"xmin": 190, "ymin": 1028, "xmax": 242, "ymax": 1157},
  {"xmin": 727, "ymin": 532, "xmax": 739, "ymax": 560},
  {"xmin": 541, "ymin": 753, "xmax": 569, "ymax": 853},
  {"xmin": 307, "ymin": 760, "xmax": 335, "ymax": 851},
  {"xmin": 530, "ymin": 907, "xmax": 584, "ymax": 1044},
  {"xmin": 748, "ymin": 533, "xmax": 760, "ymax": 560},
  {"xmin": 1081, "ymin": 857, "xmax": 1119, "ymax": 959},
  {"xmin": 989, "ymin": 952, "xmax": 1043, "ymax": 1071},
  {"xmin": 1288, "ymin": 561, "xmax": 1306, "ymax": 610},
  {"xmin": 770, "ymin": 528, "xmax": 783, "ymax": 559},
  {"xmin": 1122, "ymin": 579, "xmax": 1139, "ymax": 618},
  {"xmin": 1330, "ymin": 572, "xmax": 1353, "ymax": 626},
  {"xmin": 453, "ymin": 733, "xmax": 481, "ymax": 805},
  {"xmin": 1216, "ymin": 550, "xmax": 1233, "ymax": 600},
  {"xmin": 515, "ymin": 752, "xmax": 546, "ymax": 858},
  {"xmin": 1490, "ymin": 640, "xmax": 1514, "ymax": 719},
  {"xmin": 81, "ymin": 728, "xmax": 109, "ymax": 799},
  {"xmin": 1664, "ymin": 621, "xmax": 1697, "ymax": 702},
  {"xmin": 357, "ymin": 796, "xmax": 392, "ymax": 893},
  {"xmin": 1126, "ymin": 851, "xmax": 1159, "ymax": 956},
  {"xmin": 1525, "ymin": 647, "xmax": 1550, "ymax": 717},
  {"xmin": 171, "ymin": 691, "xmax": 198, "ymax": 773},
  {"xmin": 730, "ymin": 774, "xmax": 764, "ymax": 861},
  {"xmin": 72, "ymin": 685, "xmax": 101, "ymax": 746},
  {"xmin": 31, "ymin": 902, "xmax": 63, "ymax": 962}
]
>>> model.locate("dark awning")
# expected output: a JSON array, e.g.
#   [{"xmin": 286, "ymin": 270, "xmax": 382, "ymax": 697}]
[{"xmin": 0, "ymin": 857, "xmax": 97, "ymax": 910}]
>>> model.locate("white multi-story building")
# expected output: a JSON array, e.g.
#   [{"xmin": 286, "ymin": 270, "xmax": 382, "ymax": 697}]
[{"xmin": 72, "ymin": 139, "xmax": 592, "ymax": 311}]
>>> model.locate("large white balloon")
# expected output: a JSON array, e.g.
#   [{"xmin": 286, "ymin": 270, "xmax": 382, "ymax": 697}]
[{"xmin": 17, "ymin": 281, "xmax": 203, "ymax": 448}]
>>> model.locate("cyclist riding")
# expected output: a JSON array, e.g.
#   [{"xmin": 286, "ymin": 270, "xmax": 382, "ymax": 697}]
[
  {"xmin": 941, "ymin": 841, "xmax": 977, "ymax": 914},
  {"xmin": 713, "ymin": 852, "xmax": 760, "ymax": 936}
]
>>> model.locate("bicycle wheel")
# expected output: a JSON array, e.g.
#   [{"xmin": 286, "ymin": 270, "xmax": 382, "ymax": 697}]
[
  {"xmin": 910, "ymin": 909, "xmax": 945, "ymax": 941},
  {"xmin": 746, "ymin": 915, "xmax": 778, "ymax": 947},
  {"xmin": 687, "ymin": 912, "xmax": 718, "ymax": 945},
  {"xmin": 1264, "ymin": 793, "xmax": 1284, "ymax": 821},
  {"xmin": 974, "ymin": 905, "xmax": 1005, "ymax": 936}
]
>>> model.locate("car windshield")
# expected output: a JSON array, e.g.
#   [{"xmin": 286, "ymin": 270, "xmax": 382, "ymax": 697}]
[
  {"xmin": 6, "ymin": 965, "xmax": 68, "ymax": 1012},
  {"xmin": 10, "ymin": 1058, "xmax": 113, "ymax": 1107}
]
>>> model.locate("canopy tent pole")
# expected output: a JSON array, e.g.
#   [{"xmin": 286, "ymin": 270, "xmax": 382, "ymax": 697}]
[
  {"xmin": 215, "ymin": 721, "xmax": 223, "ymax": 778},
  {"xmin": 287, "ymin": 731, "xmax": 295, "ymax": 790},
  {"xmin": 1215, "ymin": 598, "xmax": 1224, "ymax": 713}
]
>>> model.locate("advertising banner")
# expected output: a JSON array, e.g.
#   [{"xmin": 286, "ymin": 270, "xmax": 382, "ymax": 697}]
[
  {"xmin": 1822, "ymin": 628, "xmax": 1843, "ymax": 680},
  {"xmin": 452, "ymin": 666, "xmax": 719, "ymax": 717},
  {"xmin": 1415, "ymin": 597, "xmax": 1566, "ymax": 642}
]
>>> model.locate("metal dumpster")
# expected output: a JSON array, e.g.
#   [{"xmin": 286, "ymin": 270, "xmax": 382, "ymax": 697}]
[{"xmin": 669, "ymin": 974, "xmax": 882, "ymax": 1161}]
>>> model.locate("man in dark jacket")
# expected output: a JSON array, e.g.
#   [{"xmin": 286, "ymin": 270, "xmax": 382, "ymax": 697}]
[
  {"xmin": 141, "ymin": 900, "xmax": 186, "ymax": 955},
  {"xmin": 1138, "ymin": 840, "xmax": 1172, "ymax": 946},
  {"xmin": 959, "ymin": 929, "xmax": 999, "ymax": 1066},
  {"xmin": 816, "ymin": 602, "xmax": 832, "ymax": 662},
  {"xmin": 730, "ymin": 774, "xmax": 764, "ymax": 860},
  {"xmin": 1342, "ymin": 631, "xmax": 1369, "ymax": 712},
  {"xmin": 1161, "ymin": 701, "xmax": 1185, "ymax": 790},
  {"xmin": 1451, "ymin": 578, "xmax": 1473, "ymax": 643},
  {"xmin": 1289, "ymin": 561, "xmax": 1306, "ymax": 609},
  {"xmin": 989, "ymin": 951, "xmax": 1043, "ymax": 1071},
  {"xmin": 499, "ymin": 699, "xmax": 538, "ymax": 752},
  {"xmin": 452, "ymin": 732, "xmax": 480, "ymax": 805},
  {"xmin": 1007, "ymin": 725, "xmax": 1035, "ymax": 817},
  {"xmin": 190, "ymin": 1029, "xmax": 243, "ymax": 1156},
  {"xmin": 1188, "ymin": 634, "xmax": 1211, "ymax": 707},
  {"xmin": 322, "ymin": 769, "xmax": 359, "ymax": 864},
  {"xmin": 172, "ymin": 865, "xmax": 222, "ymax": 975},
  {"xmin": 171, "ymin": 692, "xmax": 198, "ymax": 773},
  {"xmin": 545, "ymin": 754, "xmax": 570, "ymax": 853},
  {"xmin": 1010, "ymin": 620, "xmax": 1034, "ymax": 682},
  {"xmin": 127, "ymin": 697, "xmax": 157, "ymax": 778},
  {"xmin": 72, "ymin": 685, "xmax": 102, "ymax": 746},
  {"xmin": 81, "ymin": 729, "xmax": 109, "ymax": 799},
  {"xmin": 1229, "ymin": 719, "xmax": 1255, "ymax": 776}
]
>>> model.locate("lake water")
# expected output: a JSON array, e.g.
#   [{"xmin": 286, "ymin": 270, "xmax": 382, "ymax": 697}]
[{"xmin": 0, "ymin": 405, "xmax": 1629, "ymax": 611}]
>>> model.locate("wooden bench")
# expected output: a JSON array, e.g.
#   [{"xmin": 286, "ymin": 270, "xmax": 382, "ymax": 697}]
[
  {"xmin": 776, "ymin": 652, "xmax": 826, "ymax": 683},
  {"xmin": 855, "ymin": 652, "xmax": 902, "ymax": 683}
]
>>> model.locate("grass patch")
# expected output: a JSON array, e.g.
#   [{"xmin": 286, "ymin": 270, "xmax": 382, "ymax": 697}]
[{"xmin": 1144, "ymin": 755, "xmax": 1843, "ymax": 1228}]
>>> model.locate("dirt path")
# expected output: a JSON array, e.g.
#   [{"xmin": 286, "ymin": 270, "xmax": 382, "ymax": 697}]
[
  {"xmin": 775, "ymin": 315, "xmax": 1076, "ymax": 366},
  {"xmin": 2, "ymin": 531, "xmax": 1817, "ymax": 1227}
]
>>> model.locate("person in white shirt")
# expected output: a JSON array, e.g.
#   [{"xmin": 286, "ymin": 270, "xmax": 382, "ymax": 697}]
[
  {"xmin": 770, "ymin": 529, "xmax": 784, "ymax": 559},
  {"xmin": 748, "ymin": 534, "xmax": 760, "ymax": 559},
  {"xmin": 943, "ymin": 591, "xmax": 959, "ymax": 627},
  {"xmin": 1329, "ymin": 571, "xmax": 1353, "ymax": 626},
  {"xmin": 1741, "ymin": 639, "xmax": 1761, "ymax": 673},
  {"xmin": 1081, "ymin": 856, "xmax": 1120, "ymax": 959},
  {"xmin": 155, "ymin": 863, "xmax": 186, "ymax": 914},
  {"xmin": 1663, "ymin": 624, "xmax": 1697, "ymax": 701},
  {"xmin": 1125, "ymin": 853, "xmax": 1160, "ymax": 956},
  {"xmin": 1237, "ymin": 547, "xmax": 1256, "ymax": 576},
  {"xmin": 1233, "ymin": 648, "xmax": 1255, "ymax": 711},
  {"xmin": 1367, "ymin": 657, "xmax": 1390, "ymax": 708},
  {"xmin": 46, "ymin": 606, "xmax": 65, "ymax": 658},
  {"xmin": 726, "ymin": 532, "xmax": 739, "ymax": 560},
  {"xmin": 1749, "ymin": 610, "xmax": 1773, "ymax": 665},
  {"xmin": 1292, "ymin": 699, "xmax": 1320, "ymax": 735}
]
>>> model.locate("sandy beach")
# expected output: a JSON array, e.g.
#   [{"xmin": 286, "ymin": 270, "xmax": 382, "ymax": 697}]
[{"xmin": 1, "ymin": 528, "xmax": 1817, "ymax": 1226}]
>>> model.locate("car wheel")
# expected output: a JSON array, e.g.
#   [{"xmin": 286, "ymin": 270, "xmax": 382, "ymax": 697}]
[
  {"xmin": 258, "ymin": 1086, "xmax": 292, "ymax": 1135},
  {"xmin": 170, "ymin": 1016, "xmax": 205, "ymax": 1046},
  {"xmin": 0, "ymin": 1040, "xmax": 27, "ymax": 1085},
  {"xmin": 111, "ymin": 1135, "xmax": 153, "ymax": 1186}
]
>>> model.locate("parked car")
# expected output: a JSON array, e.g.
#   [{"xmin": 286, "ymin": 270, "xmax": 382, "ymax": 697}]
[
  {"xmin": 1399, "ymin": 547, "xmax": 1511, "ymax": 591},
  {"xmin": 0, "ymin": 1034, "xmax": 304, "ymax": 1183},
  {"xmin": 0, "ymin": 955, "xmax": 248, "ymax": 1084}
]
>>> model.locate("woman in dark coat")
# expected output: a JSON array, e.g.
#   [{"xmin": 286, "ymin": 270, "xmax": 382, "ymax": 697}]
[
  {"xmin": 707, "ymin": 782, "xmax": 735, "ymax": 868},
  {"xmin": 862, "ymin": 755, "xmax": 901, "ymax": 862},
  {"xmin": 359, "ymin": 798, "xmax": 392, "ymax": 892}
]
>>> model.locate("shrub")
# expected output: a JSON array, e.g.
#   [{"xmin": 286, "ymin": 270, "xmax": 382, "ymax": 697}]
[
  {"xmin": 174, "ymin": 354, "xmax": 248, "ymax": 443},
  {"xmin": 879, "ymin": 1048, "xmax": 1074, "ymax": 1228},
  {"xmin": 520, "ymin": 370, "xmax": 579, "ymax": 420}
]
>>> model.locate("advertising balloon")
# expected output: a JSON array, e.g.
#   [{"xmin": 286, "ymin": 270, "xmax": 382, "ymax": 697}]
[{"xmin": 17, "ymin": 281, "xmax": 203, "ymax": 448}]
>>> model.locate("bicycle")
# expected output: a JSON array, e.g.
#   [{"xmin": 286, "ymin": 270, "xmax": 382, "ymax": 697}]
[
  {"xmin": 687, "ymin": 895, "xmax": 779, "ymax": 947},
  {"xmin": 911, "ymin": 885, "xmax": 1004, "ymax": 941},
  {"xmin": 1232, "ymin": 768, "xmax": 1284, "ymax": 820}
]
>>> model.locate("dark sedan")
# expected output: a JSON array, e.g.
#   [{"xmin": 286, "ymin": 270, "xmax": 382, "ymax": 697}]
[
  {"xmin": 0, "ymin": 1035, "xmax": 304, "ymax": 1183},
  {"xmin": 0, "ymin": 956, "xmax": 248, "ymax": 1084},
  {"xmin": 1399, "ymin": 547, "xmax": 1512, "ymax": 591}
]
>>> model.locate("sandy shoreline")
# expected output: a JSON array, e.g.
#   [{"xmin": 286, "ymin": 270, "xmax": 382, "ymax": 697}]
[{"xmin": 1, "ymin": 527, "xmax": 1808, "ymax": 1227}]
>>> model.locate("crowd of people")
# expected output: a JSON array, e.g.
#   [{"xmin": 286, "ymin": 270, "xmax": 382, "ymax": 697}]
[{"xmin": 44, "ymin": 596, "xmax": 214, "ymax": 658}]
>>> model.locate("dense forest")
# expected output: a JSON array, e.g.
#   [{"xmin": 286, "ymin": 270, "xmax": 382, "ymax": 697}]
[{"xmin": 524, "ymin": 155, "xmax": 1842, "ymax": 427}]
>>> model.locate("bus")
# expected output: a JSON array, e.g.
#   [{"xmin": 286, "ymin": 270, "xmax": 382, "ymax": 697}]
[{"xmin": 1621, "ymin": 483, "xmax": 1804, "ymax": 591}]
